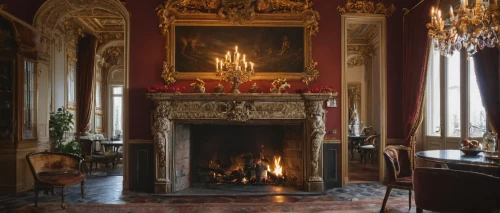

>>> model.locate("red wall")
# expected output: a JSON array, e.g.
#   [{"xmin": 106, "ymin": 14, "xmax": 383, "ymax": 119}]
[
  {"xmin": 4, "ymin": 0, "xmax": 412, "ymax": 140},
  {"xmin": 126, "ymin": 0, "xmax": 408, "ymax": 140}
]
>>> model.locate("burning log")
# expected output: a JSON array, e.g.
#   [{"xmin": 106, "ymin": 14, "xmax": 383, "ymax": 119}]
[
  {"xmin": 198, "ymin": 165, "xmax": 225, "ymax": 176},
  {"xmin": 256, "ymin": 163, "xmax": 268, "ymax": 183}
]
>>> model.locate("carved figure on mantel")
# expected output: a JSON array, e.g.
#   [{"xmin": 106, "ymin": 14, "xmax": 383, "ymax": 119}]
[
  {"xmin": 306, "ymin": 101, "xmax": 326, "ymax": 179},
  {"xmin": 190, "ymin": 78, "xmax": 206, "ymax": 93},
  {"xmin": 152, "ymin": 112, "xmax": 171, "ymax": 182},
  {"xmin": 270, "ymin": 78, "xmax": 291, "ymax": 93}
]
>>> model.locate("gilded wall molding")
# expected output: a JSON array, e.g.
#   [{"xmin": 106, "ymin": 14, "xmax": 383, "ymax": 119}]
[
  {"xmin": 347, "ymin": 45, "xmax": 373, "ymax": 68},
  {"xmin": 155, "ymin": 0, "xmax": 320, "ymax": 83},
  {"xmin": 337, "ymin": 0, "xmax": 396, "ymax": 17}
]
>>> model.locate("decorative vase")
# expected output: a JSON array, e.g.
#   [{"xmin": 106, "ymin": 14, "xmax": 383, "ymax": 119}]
[
  {"xmin": 190, "ymin": 78, "xmax": 206, "ymax": 93},
  {"xmin": 249, "ymin": 83, "xmax": 260, "ymax": 93},
  {"xmin": 214, "ymin": 82, "xmax": 224, "ymax": 93}
]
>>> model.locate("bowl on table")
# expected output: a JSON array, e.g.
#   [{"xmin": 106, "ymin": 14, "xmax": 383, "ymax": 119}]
[{"xmin": 459, "ymin": 139, "xmax": 483, "ymax": 156}]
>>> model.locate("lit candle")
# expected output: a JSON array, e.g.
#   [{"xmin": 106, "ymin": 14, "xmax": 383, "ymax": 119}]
[
  {"xmin": 235, "ymin": 46, "xmax": 238, "ymax": 52},
  {"xmin": 437, "ymin": 10, "xmax": 441, "ymax": 19},
  {"xmin": 244, "ymin": 62, "xmax": 247, "ymax": 70},
  {"xmin": 243, "ymin": 54, "xmax": 246, "ymax": 62},
  {"xmin": 449, "ymin": 5, "xmax": 454, "ymax": 21},
  {"xmin": 431, "ymin": 7, "xmax": 434, "ymax": 16},
  {"xmin": 225, "ymin": 55, "xmax": 228, "ymax": 62},
  {"xmin": 237, "ymin": 53, "xmax": 240, "ymax": 61},
  {"xmin": 216, "ymin": 58, "xmax": 219, "ymax": 70},
  {"xmin": 250, "ymin": 62, "xmax": 254, "ymax": 71}
]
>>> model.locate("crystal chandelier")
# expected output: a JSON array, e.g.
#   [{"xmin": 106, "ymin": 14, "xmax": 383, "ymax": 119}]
[{"xmin": 427, "ymin": 0, "xmax": 500, "ymax": 57}]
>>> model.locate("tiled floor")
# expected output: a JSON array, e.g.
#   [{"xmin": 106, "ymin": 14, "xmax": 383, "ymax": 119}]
[{"xmin": 0, "ymin": 165, "xmax": 436, "ymax": 213}]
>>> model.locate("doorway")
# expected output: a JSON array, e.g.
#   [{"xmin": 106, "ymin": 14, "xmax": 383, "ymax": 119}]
[
  {"xmin": 33, "ymin": 0, "xmax": 130, "ymax": 186},
  {"xmin": 341, "ymin": 14, "xmax": 387, "ymax": 185}
]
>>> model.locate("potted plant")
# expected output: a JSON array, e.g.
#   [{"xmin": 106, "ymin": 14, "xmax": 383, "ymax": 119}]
[{"xmin": 49, "ymin": 107, "xmax": 81, "ymax": 155}]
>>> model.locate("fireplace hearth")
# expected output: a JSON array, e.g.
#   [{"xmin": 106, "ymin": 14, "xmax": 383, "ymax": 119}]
[
  {"xmin": 147, "ymin": 93, "xmax": 331, "ymax": 194},
  {"xmin": 178, "ymin": 124, "xmax": 304, "ymax": 192}
]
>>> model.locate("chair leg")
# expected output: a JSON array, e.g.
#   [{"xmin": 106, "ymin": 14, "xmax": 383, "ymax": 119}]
[
  {"xmin": 61, "ymin": 187, "xmax": 66, "ymax": 209},
  {"xmin": 408, "ymin": 190, "xmax": 412, "ymax": 211},
  {"xmin": 81, "ymin": 181, "xmax": 85, "ymax": 198},
  {"xmin": 34, "ymin": 189, "xmax": 39, "ymax": 207},
  {"xmin": 380, "ymin": 186, "xmax": 392, "ymax": 213},
  {"xmin": 416, "ymin": 207, "xmax": 423, "ymax": 213}
]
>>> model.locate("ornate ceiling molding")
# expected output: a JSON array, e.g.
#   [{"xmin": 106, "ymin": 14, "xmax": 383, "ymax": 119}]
[
  {"xmin": 98, "ymin": 45, "xmax": 124, "ymax": 68},
  {"xmin": 34, "ymin": 0, "xmax": 127, "ymax": 44},
  {"xmin": 337, "ymin": 0, "xmax": 396, "ymax": 17}
]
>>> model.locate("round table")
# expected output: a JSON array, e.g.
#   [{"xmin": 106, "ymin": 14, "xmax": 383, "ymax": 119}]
[{"xmin": 415, "ymin": 150, "xmax": 500, "ymax": 177}]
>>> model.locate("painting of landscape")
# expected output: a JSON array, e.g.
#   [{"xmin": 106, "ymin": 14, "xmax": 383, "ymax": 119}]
[{"xmin": 174, "ymin": 26, "xmax": 305, "ymax": 73}]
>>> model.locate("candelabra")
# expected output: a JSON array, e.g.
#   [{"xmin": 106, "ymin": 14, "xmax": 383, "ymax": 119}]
[
  {"xmin": 427, "ymin": 0, "xmax": 500, "ymax": 57},
  {"xmin": 215, "ymin": 46, "xmax": 255, "ymax": 93}
]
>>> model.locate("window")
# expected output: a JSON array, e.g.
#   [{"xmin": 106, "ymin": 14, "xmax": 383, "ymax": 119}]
[
  {"xmin": 112, "ymin": 86, "xmax": 123, "ymax": 140},
  {"xmin": 425, "ymin": 47, "xmax": 487, "ymax": 140},
  {"xmin": 426, "ymin": 47, "xmax": 441, "ymax": 136},
  {"xmin": 446, "ymin": 53, "xmax": 461, "ymax": 137},
  {"xmin": 468, "ymin": 58, "xmax": 487, "ymax": 137},
  {"xmin": 23, "ymin": 60, "xmax": 36, "ymax": 139}
]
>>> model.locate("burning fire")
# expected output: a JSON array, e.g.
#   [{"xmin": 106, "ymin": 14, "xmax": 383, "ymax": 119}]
[{"xmin": 267, "ymin": 156, "xmax": 283, "ymax": 177}]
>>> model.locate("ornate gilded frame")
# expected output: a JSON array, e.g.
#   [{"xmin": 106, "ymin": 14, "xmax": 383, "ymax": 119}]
[{"xmin": 156, "ymin": 0, "xmax": 320, "ymax": 85}]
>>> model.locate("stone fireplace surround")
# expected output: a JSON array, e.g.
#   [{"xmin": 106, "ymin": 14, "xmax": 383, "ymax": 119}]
[{"xmin": 146, "ymin": 93, "xmax": 331, "ymax": 194}]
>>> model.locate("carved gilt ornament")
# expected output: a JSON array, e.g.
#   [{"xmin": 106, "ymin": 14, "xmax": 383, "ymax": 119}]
[
  {"xmin": 347, "ymin": 45, "xmax": 373, "ymax": 68},
  {"xmin": 337, "ymin": 0, "xmax": 396, "ymax": 17},
  {"xmin": 156, "ymin": 0, "xmax": 321, "ymax": 84}
]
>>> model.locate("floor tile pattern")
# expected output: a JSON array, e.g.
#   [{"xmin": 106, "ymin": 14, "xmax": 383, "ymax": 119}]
[{"xmin": 0, "ymin": 174, "xmax": 432, "ymax": 213}]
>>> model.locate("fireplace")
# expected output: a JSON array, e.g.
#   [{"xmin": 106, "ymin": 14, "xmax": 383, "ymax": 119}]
[
  {"xmin": 174, "ymin": 123, "xmax": 305, "ymax": 193},
  {"xmin": 147, "ymin": 93, "xmax": 331, "ymax": 194}
]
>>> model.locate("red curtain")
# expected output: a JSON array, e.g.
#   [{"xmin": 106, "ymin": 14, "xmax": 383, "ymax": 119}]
[
  {"xmin": 402, "ymin": 0, "xmax": 434, "ymax": 147},
  {"xmin": 473, "ymin": 47, "xmax": 500, "ymax": 149},
  {"xmin": 76, "ymin": 35, "xmax": 97, "ymax": 133}
]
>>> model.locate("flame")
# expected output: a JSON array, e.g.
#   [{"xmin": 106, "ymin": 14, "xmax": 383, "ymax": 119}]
[
  {"xmin": 267, "ymin": 156, "xmax": 283, "ymax": 177},
  {"xmin": 242, "ymin": 177, "xmax": 248, "ymax": 184}
]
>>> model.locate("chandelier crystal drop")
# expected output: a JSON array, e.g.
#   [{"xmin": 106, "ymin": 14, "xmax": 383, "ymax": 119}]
[{"xmin": 427, "ymin": 0, "xmax": 500, "ymax": 57}]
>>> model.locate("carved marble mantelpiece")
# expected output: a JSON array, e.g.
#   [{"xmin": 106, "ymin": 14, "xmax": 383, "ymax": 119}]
[{"xmin": 146, "ymin": 93, "xmax": 332, "ymax": 194}]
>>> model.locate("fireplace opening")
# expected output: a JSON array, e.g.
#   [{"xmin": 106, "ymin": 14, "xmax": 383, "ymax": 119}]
[{"xmin": 173, "ymin": 123, "xmax": 306, "ymax": 194}]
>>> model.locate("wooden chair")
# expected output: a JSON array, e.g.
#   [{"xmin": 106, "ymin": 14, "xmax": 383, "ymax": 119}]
[
  {"xmin": 80, "ymin": 139, "xmax": 116, "ymax": 174},
  {"xmin": 359, "ymin": 134, "xmax": 380, "ymax": 166},
  {"xmin": 381, "ymin": 145, "xmax": 413, "ymax": 213},
  {"xmin": 414, "ymin": 167, "xmax": 500, "ymax": 213},
  {"xmin": 26, "ymin": 151, "xmax": 85, "ymax": 209}
]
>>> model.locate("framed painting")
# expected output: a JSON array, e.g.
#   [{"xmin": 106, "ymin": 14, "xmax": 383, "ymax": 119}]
[{"xmin": 156, "ymin": 0, "xmax": 320, "ymax": 83}]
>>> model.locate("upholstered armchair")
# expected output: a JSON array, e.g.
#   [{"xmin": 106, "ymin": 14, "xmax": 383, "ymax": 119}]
[
  {"xmin": 381, "ymin": 145, "xmax": 413, "ymax": 213},
  {"xmin": 26, "ymin": 151, "xmax": 85, "ymax": 209},
  {"xmin": 414, "ymin": 167, "xmax": 500, "ymax": 213}
]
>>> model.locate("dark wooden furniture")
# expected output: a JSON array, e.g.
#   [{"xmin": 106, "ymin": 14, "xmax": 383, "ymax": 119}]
[
  {"xmin": 348, "ymin": 135, "xmax": 369, "ymax": 160},
  {"xmin": 0, "ymin": 15, "xmax": 45, "ymax": 193},
  {"xmin": 80, "ymin": 139, "xmax": 117, "ymax": 174},
  {"xmin": 25, "ymin": 151, "xmax": 85, "ymax": 209},
  {"xmin": 359, "ymin": 134, "xmax": 380, "ymax": 166},
  {"xmin": 415, "ymin": 149, "xmax": 500, "ymax": 177},
  {"xmin": 414, "ymin": 167, "xmax": 500, "ymax": 213},
  {"xmin": 381, "ymin": 145, "xmax": 413, "ymax": 213}
]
